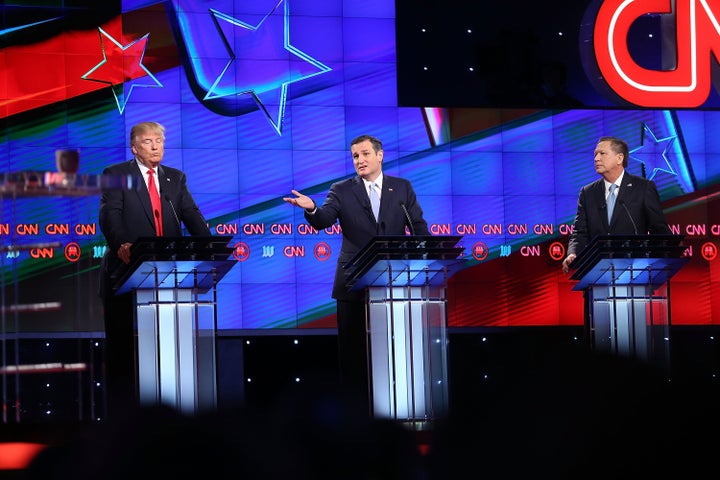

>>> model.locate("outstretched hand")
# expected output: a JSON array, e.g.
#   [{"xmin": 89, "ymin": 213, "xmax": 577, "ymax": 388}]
[{"xmin": 283, "ymin": 189, "xmax": 315, "ymax": 210}]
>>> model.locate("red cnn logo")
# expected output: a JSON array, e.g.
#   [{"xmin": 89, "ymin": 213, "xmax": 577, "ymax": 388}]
[{"xmin": 591, "ymin": 0, "xmax": 719, "ymax": 107}]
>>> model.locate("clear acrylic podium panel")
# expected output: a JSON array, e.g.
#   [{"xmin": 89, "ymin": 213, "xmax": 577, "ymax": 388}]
[
  {"xmin": 367, "ymin": 284, "xmax": 449, "ymax": 422},
  {"xmin": 115, "ymin": 240, "xmax": 235, "ymax": 417},
  {"xmin": 1, "ymin": 172, "xmax": 139, "ymax": 423},
  {"xmin": 570, "ymin": 235, "xmax": 687, "ymax": 373},
  {"xmin": 135, "ymin": 286, "xmax": 218, "ymax": 415},
  {"xmin": 586, "ymin": 283, "xmax": 671, "ymax": 368},
  {"xmin": 346, "ymin": 236, "xmax": 464, "ymax": 424}
]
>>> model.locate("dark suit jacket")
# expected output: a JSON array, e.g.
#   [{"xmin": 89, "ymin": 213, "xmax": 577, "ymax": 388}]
[
  {"xmin": 568, "ymin": 171, "xmax": 670, "ymax": 257},
  {"xmin": 305, "ymin": 174, "xmax": 430, "ymax": 301},
  {"xmin": 98, "ymin": 159, "xmax": 210, "ymax": 298}
]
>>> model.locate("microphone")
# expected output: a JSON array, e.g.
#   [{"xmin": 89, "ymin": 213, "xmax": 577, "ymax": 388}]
[
  {"xmin": 619, "ymin": 200, "xmax": 638, "ymax": 234},
  {"xmin": 399, "ymin": 201, "xmax": 415, "ymax": 236},
  {"xmin": 164, "ymin": 194, "xmax": 181, "ymax": 231}
]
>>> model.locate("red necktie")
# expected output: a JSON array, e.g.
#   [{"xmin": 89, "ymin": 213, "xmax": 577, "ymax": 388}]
[{"xmin": 147, "ymin": 168, "xmax": 163, "ymax": 236}]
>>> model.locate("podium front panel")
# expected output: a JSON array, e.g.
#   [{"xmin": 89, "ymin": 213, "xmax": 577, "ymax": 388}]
[
  {"xmin": 346, "ymin": 235, "xmax": 462, "ymax": 423},
  {"xmin": 587, "ymin": 283, "xmax": 670, "ymax": 367},
  {"xmin": 116, "ymin": 252, "xmax": 234, "ymax": 416},
  {"xmin": 569, "ymin": 235, "xmax": 685, "ymax": 373},
  {"xmin": 135, "ymin": 287, "xmax": 218, "ymax": 414},
  {"xmin": 367, "ymin": 285, "xmax": 449, "ymax": 421}
]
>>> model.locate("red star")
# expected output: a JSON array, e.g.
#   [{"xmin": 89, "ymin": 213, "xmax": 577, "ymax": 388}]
[{"xmin": 83, "ymin": 29, "xmax": 151, "ymax": 86}]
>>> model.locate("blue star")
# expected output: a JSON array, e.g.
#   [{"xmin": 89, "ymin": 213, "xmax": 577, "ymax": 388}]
[
  {"xmin": 81, "ymin": 28, "xmax": 163, "ymax": 114},
  {"xmin": 629, "ymin": 123, "xmax": 678, "ymax": 180},
  {"xmin": 203, "ymin": 1, "xmax": 331, "ymax": 135}
]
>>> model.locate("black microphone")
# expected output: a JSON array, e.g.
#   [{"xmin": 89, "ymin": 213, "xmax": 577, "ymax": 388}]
[
  {"xmin": 619, "ymin": 200, "xmax": 638, "ymax": 234},
  {"xmin": 164, "ymin": 194, "xmax": 181, "ymax": 231},
  {"xmin": 399, "ymin": 201, "xmax": 415, "ymax": 236}
]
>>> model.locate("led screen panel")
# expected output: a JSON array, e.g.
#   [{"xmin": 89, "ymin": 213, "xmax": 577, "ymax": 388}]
[{"xmin": 0, "ymin": 0, "xmax": 718, "ymax": 334}]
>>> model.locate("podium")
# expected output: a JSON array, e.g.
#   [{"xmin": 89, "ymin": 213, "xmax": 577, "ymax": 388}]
[
  {"xmin": 570, "ymin": 234, "xmax": 687, "ymax": 369},
  {"xmin": 114, "ymin": 236, "xmax": 235, "ymax": 415},
  {"xmin": 344, "ymin": 235, "xmax": 464, "ymax": 423}
]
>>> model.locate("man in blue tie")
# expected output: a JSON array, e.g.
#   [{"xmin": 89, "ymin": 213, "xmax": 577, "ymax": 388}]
[
  {"xmin": 283, "ymin": 134, "xmax": 430, "ymax": 414},
  {"xmin": 562, "ymin": 136, "xmax": 671, "ymax": 274}
]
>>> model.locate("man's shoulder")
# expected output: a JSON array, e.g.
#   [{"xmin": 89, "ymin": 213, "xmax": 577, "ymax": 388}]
[
  {"xmin": 158, "ymin": 164, "xmax": 184, "ymax": 178},
  {"xmin": 103, "ymin": 159, "xmax": 135, "ymax": 174},
  {"xmin": 622, "ymin": 172, "xmax": 657, "ymax": 189},
  {"xmin": 330, "ymin": 175, "xmax": 361, "ymax": 189},
  {"xmin": 382, "ymin": 174, "xmax": 412, "ymax": 187},
  {"xmin": 623, "ymin": 171, "xmax": 645, "ymax": 182},
  {"xmin": 581, "ymin": 177, "xmax": 604, "ymax": 191}
]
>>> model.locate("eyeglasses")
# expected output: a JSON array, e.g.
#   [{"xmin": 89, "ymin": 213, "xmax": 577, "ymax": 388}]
[{"xmin": 138, "ymin": 138, "xmax": 164, "ymax": 146}]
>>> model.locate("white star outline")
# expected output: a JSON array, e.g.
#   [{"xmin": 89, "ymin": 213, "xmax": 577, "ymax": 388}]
[
  {"xmin": 81, "ymin": 27, "xmax": 163, "ymax": 114},
  {"xmin": 629, "ymin": 123, "xmax": 678, "ymax": 180},
  {"xmin": 205, "ymin": 0, "xmax": 331, "ymax": 135}
]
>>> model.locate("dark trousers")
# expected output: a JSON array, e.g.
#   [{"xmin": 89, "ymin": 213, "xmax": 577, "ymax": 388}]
[
  {"xmin": 336, "ymin": 299, "xmax": 371, "ymax": 414},
  {"xmin": 102, "ymin": 290, "xmax": 137, "ymax": 419}
]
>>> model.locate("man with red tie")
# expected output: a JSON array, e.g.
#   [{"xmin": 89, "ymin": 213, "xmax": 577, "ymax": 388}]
[{"xmin": 98, "ymin": 121, "xmax": 210, "ymax": 418}]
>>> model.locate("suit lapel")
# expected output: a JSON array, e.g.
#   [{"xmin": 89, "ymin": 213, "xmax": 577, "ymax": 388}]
[
  {"xmin": 595, "ymin": 180, "xmax": 612, "ymax": 227},
  {"xmin": 130, "ymin": 160, "xmax": 156, "ymax": 229},
  {"xmin": 617, "ymin": 173, "xmax": 634, "ymax": 205},
  {"xmin": 352, "ymin": 176, "xmax": 376, "ymax": 224}
]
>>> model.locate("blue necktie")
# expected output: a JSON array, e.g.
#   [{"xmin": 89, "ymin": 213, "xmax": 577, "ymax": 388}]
[
  {"xmin": 369, "ymin": 183, "xmax": 380, "ymax": 221},
  {"xmin": 607, "ymin": 184, "xmax": 617, "ymax": 223}
]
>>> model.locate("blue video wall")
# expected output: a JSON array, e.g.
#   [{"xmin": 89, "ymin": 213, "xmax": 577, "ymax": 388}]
[{"xmin": 1, "ymin": 0, "xmax": 719, "ymax": 332}]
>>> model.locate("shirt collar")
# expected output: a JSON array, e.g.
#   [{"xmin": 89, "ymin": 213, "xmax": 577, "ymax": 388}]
[
  {"xmin": 363, "ymin": 173, "xmax": 383, "ymax": 190},
  {"xmin": 135, "ymin": 158, "xmax": 157, "ymax": 174},
  {"xmin": 605, "ymin": 170, "xmax": 624, "ymax": 191}
]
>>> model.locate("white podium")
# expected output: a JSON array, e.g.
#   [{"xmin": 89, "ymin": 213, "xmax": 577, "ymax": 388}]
[
  {"xmin": 344, "ymin": 235, "xmax": 464, "ymax": 423},
  {"xmin": 114, "ymin": 236, "xmax": 235, "ymax": 415},
  {"xmin": 570, "ymin": 234, "xmax": 687, "ymax": 370}
]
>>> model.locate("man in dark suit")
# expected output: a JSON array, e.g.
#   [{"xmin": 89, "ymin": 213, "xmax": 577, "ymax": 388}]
[
  {"xmin": 284, "ymin": 134, "xmax": 430, "ymax": 413},
  {"xmin": 98, "ymin": 121, "xmax": 210, "ymax": 417},
  {"xmin": 562, "ymin": 136, "xmax": 671, "ymax": 274}
]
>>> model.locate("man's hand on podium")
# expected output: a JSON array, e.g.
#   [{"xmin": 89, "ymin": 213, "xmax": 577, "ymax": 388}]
[
  {"xmin": 562, "ymin": 253, "xmax": 576, "ymax": 274},
  {"xmin": 118, "ymin": 242, "xmax": 133, "ymax": 264}
]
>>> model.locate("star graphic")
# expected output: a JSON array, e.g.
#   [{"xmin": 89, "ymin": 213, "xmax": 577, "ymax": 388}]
[
  {"xmin": 204, "ymin": 1, "xmax": 331, "ymax": 135},
  {"xmin": 629, "ymin": 123, "xmax": 678, "ymax": 180},
  {"xmin": 81, "ymin": 27, "xmax": 163, "ymax": 114}
]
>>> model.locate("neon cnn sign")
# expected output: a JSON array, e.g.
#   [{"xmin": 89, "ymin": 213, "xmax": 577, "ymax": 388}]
[{"xmin": 589, "ymin": 0, "xmax": 720, "ymax": 107}]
